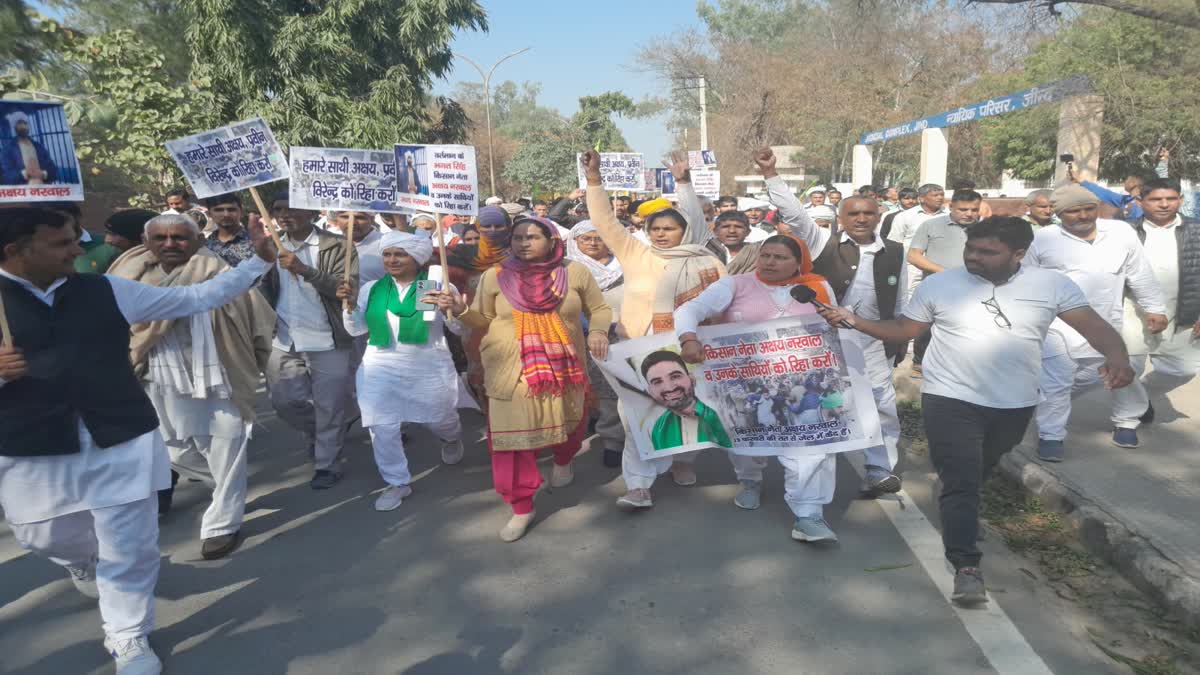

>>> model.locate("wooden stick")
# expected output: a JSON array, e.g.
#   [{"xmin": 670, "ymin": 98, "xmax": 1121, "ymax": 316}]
[
  {"xmin": 342, "ymin": 210, "xmax": 355, "ymax": 311},
  {"xmin": 248, "ymin": 186, "xmax": 286, "ymax": 249},
  {"xmin": 0, "ymin": 293, "xmax": 12, "ymax": 350},
  {"xmin": 435, "ymin": 213, "xmax": 452, "ymax": 321}
]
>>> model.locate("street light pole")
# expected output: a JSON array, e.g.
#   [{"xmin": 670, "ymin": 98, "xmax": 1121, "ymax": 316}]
[{"xmin": 457, "ymin": 47, "xmax": 531, "ymax": 198}]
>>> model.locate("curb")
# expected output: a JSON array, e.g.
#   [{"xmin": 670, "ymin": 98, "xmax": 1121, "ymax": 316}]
[{"xmin": 997, "ymin": 448, "xmax": 1200, "ymax": 631}]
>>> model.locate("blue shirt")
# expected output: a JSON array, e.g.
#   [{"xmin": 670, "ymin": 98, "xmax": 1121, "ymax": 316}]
[{"xmin": 1081, "ymin": 181, "xmax": 1143, "ymax": 221}]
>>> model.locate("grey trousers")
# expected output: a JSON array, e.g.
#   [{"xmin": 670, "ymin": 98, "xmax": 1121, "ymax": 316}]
[{"xmin": 267, "ymin": 347, "xmax": 352, "ymax": 471}]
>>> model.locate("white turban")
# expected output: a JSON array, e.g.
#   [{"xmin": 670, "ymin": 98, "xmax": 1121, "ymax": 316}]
[
  {"xmin": 808, "ymin": 205, "xmax": 836, "ymax": 221},
  {"xmin": 410, "ymin": 212, "xmax": 436, "ymax": 229},
  {"xmin": 7, "ymin": 111, "xmax": 30, "ymax": 134},
  {"xmin": 380, "ymin": 230, "xmax": 433, "ymax": 265},
  {"xmin": 738, "ymin": 196, "xmax": 770, "ymax": 211},
  {"xmin": 484, "ymin": 196, "xmax": 503, "ymax": 206}
]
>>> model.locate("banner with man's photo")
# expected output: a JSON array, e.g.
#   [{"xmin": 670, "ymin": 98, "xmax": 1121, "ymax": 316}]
[
  {"xmin": 0, "ymin": 100, "xmax": 84, "ymax": 202},
  {"xmin": 595, "ymin": 315, "xmax": 883, "ymax": 461}
]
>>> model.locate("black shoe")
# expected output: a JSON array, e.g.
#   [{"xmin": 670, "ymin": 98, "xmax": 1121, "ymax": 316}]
[
  {"xmin": 201, "ymin": 531, "xmax": 243, "ymax": 560},
  {"xmin": 951, "ymin": 567, "xmax": 987, "ymax": 606},
  {"xmin": 602, "ymin": 449, "xmax": 621, "ymax": 468},
  {"xmin": 310, "ymin": 469, "xmax": 343, "ymax": 490},
  {"xmin": 1139, "ymin": 402, "xmax": 1155, "ymax": 425},
  {"xmin": 157, "ymin": 470, "xmax": 181, "ymax": 516}
]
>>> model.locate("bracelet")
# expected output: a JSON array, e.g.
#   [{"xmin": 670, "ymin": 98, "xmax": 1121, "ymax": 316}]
[
  {"xmin": 453, "ymin": 306, "xmax": 470, "ymax": 319},
  {"xmin": 588, "ymin": 329, "xmax": 608, "ymax": 336}
]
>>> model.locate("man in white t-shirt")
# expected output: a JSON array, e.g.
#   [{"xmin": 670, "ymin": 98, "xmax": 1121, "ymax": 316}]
[{"xmin": 815, "ymin": 216, "xmax": 1132, "ymax": 608}]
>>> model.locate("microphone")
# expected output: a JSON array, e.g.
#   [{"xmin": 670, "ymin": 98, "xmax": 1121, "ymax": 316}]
[{"xmin": 790, "ymin": 285, "xmax": 854, "ymax": 329}]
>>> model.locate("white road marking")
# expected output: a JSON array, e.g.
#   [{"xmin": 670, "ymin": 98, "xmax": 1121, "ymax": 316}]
[{"xmin": 870, "ymin": 485, "xmax": 1055, "ymax": 675}]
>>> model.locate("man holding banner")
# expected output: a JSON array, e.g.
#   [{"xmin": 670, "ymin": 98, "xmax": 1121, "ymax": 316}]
[
  {"xmin": 262, "ymin": 193, "xmax": 359, "ymax": 490},
  {"xmin": 0, "ymin": 206, "xmax": 278, "ymax": 674}
]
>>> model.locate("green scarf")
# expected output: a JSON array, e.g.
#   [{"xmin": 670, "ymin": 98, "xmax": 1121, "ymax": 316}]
[
  {"xmin": 651, "ymin": 400, "xmax": 732, "ymax": 451},
  {"xmin": 365, "ymin": 271, "xmax": 429, "ymax": 347}
]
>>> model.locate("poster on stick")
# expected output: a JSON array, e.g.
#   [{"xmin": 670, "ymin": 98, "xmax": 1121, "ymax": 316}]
[
  {"xmin": 576, "ymin": 152, "xmax": 646, "ymax": 191},
  {"xmin": 0, "ymin": 100, "xmax": 84, "ymax": 202},
  {"xmin": 289, "ymin": 147, "xmax": 403, "ymax": 213},
  {"xmin": 165, "ymin": 118, "xmax": 289, "ymax": 199},
  {"xmin": 392, "ymin": 144, "xmax": 478, "ymax": 216},
  {"xmin": 595, "ymin": 315, "xmax": 882, "ymax": 460},
  {"xmin": 657, "ymin": 168, "xmax": 719, "ymax": 200},
  {"xmin": 688, "ymin": 150, "xmax": 717, "ymax": 168}
]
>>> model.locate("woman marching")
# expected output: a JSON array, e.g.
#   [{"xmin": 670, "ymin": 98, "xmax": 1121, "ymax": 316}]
[
  {"xmin": 579, "ymin": 149, "xmax": 726, "ymax": 507},
  {"xmin": 674, "ymin": 234, "xmax": 843, "ymax": 543},
  {"xmin": 337, "ymin": 231, "xmax": 466, "ymax": 512},
  {"xmin": 440, "ymin": 216, "xmax": 612, "ymax": 542},
  {"xmin": 564, "ymin": 220, "xmax": 625, "ymax": 468}
]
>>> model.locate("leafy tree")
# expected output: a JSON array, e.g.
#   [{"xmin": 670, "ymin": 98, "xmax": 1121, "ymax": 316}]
[
  {"xmin": 968, "ymin": 0, "xmax": 1200, "ymax": 30},
  {"xmin": 572, "ymin": 92, "xmax": 636, "ymax": 152},
  {"xmin": 185, "ymin": 0, "xmax": 487, "ymax": 149},
  {"xmin": 502, "ymin": 125, "xmax": 580, "ymax": 194},
  {"xmin": 979, "ymin": 7, "xmax": 1200, "ymax": 181},
  {"xmin": 67, "ymin": 29, "xmax": 217, "ymax": 205},
  {"xmin": 42, "ymin": 0, "xmax": 191, "ymax": 80},
  {"xmin": 697, "ymin": 0, "xmax": 810, "ymax": 43}
]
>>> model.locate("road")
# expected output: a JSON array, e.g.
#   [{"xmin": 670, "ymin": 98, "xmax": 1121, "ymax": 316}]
[{"xmin": 0, "ymin": 399, "xmax": 1133, "ymax": 674}]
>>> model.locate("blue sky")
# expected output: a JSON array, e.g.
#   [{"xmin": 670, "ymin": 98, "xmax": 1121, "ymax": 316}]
[{"xmin": 439, "ymin": 2, "xmax": 705, "ymax": 162}]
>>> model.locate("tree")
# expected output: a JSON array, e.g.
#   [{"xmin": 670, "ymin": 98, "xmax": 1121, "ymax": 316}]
[
  {"xmin": 968, "ymin": 0, "xmax": 1200, "ymax": 30},
  {"xmin": 42, "ymin": 0, "xmax": 192, "ymax": 80},
  {"xmin": 502, "ymin": 125, "xmax": 580, "ymax": 195},
  {"xmin": 978, "ymin": 7, "xmax": 1200, "ymax": 181},
  {"xmin": 68, "ymin": 29, "xmax": 217, "ymax": 205},
  {"xmin": 572, "ymin": 92, "xmax": 636, "ymax": 152},
  {"xmin": 185, "ymin": 0, "xmax": 487, "ymax": 149}
]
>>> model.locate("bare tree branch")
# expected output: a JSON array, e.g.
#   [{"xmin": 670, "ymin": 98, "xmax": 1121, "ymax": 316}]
[{"xmin": 969, "ymin": 0, "xmax": 1200, "ymax": 29}]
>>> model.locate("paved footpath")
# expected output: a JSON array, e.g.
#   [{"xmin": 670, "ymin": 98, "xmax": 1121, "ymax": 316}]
[
  {"xmin": 0, "ymin": 391, "xmax": 1146, "ymax": 674},
  {"xmin": 1004, "ymin": 370, "xmax": 1200, "ymax": 626}
]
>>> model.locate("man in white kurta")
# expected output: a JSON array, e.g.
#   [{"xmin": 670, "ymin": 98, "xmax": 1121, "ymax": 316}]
[
  {"xmin": 1024, "ymin": 185, "xmax": 1167, "ymax": 460},
  {"xmin": 0, "ymin": 206, "xmax": 275, "ymax": 674},
  {"xmin": 108, "ymin": 213, "xmax": 275, "ymax": 561},
  {"xmin": 1115, "ymin": 179, "xmax": 1200, "ymax": 423}
]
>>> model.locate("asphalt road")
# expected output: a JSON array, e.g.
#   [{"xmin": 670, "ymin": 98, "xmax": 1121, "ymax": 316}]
[{"xmin": 0, "ymin": 400, "xmax": 1130, "ymax": 674}]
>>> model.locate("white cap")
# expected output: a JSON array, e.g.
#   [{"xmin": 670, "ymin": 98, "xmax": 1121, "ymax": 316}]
[
  {"xmin": 484, "ymin": 196, "xmax": 503, "ymax": 206},
  {"xmin": 738, "ymin": 196, "xmax": 770, "ymax": 211}
]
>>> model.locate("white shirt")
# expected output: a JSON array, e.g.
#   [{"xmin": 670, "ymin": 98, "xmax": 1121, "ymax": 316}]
[
  {"xmin": 1122, "ymin": 215, "xmax": 1182, "ymax": 353},
  {"xmin": 766, "ymin": 175, "xmax": 904, "ymax": 349},
  {"xmin": 745, "ymin": 225, "xmax": 773, "ymax": 243},
  {"xmin": 1025, "ymin": 219, "xmax": 1165, "ymax": 357},
  {"xmin": 355, "ymin": 229, "xmax": 386, "ymax": 285},
  {"xmin": 0, "ymin": 256, "xmax": 272, "ymax": 523},
  {"xmin": 274, "ymin": 229, "xmax": 335, "ymax": 353},
  {"xmin": 903, "ymin": 265, "xmax": 1090, "ymax": 409}
]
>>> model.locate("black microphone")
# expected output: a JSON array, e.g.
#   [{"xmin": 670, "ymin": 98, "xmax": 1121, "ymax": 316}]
[{"xmin": 790, "ymin": 285, "xmax": 854, "ymax": 329}]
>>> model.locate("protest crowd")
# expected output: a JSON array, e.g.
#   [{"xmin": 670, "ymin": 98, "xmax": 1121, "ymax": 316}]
[{"xmin": 0, "ymin": 109, "xmax": 1197, "ymax": 675}]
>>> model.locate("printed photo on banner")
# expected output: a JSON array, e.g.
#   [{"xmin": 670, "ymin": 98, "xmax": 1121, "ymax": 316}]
[
  {"xmin": 576, "ymin": 152, "xmax": 646, "ymax": 191},
  {"xmin": 164, "ymin": 117, "xmax": 289, "ymax": 199},
  {"xmin": 392, "ymin": 144, "xmax": 479, "ymax": 216},
  {"xmin": 289, "ymin": 147, "xmax": 403, "ymax": 213},
  {"xmin": 596, "ymin": 315, "xmax": 882, "ymax": 461},
  {"xmin": 0, "ymin": 100, "xmax": 83, "ymax": 202},
  {"xmin": 687, "ymin": 150, "xmax": 717, "ymax": 168}
]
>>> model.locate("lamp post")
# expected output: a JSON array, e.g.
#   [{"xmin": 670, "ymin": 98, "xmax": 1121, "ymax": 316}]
[{"xmin": 457, "ymin": 48, "xmax": 531, "ymax": 198}]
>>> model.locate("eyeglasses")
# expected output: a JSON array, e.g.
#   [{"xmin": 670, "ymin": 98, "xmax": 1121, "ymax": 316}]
[
  {"xmin": 981, "ymin": 288, "xmax": 1012, "ymax": 330},
  {"xmin": 575, "ymin": 235, "xmax": 603, "ymax": 245}
]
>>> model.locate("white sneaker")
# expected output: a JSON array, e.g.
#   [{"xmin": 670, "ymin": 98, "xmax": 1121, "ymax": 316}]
[
  {"xmin": 374, "ymin": 485, "xmax": 413, "ymax": 512},
  {"xmin": 66, "ymin": 559, "xmax": 99, "ymax": 599},
  {"xmin": 104, "ymin": 636, "xmax": 162, "ymax": 675},
  {"xmin": 440, "ymin": 438, "xmax": 464, "ymax": 465}
]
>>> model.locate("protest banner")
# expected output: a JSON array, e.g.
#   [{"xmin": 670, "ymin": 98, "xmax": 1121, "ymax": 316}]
[
  {"xmin": 393, "ymin": 144, "xmax": 479, "ymax": 216},
  {"xmin": 289, "ymin": 146, "xmax": 404, "ymax": 213},
  {"xmin": 576, "ymin": 152, "xmax": 646, "ymax": 191},
  {"xmin": 595, "ymin": 315, "xmax": 882, "ymax": 461},
  {"xmin": 688, "ymin": 150, "xmax": 717, "ymax": 168},
  {"xmin": 0, "ymin": 100, "xmax": 84, "ymax": 202},
  {"xmin": 657, "ymin": 168, "xmax": 719, "ymax": 200},
  {"xmin": 165, "ymin": 118, "xmax": 289, "ymax": 199}
]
